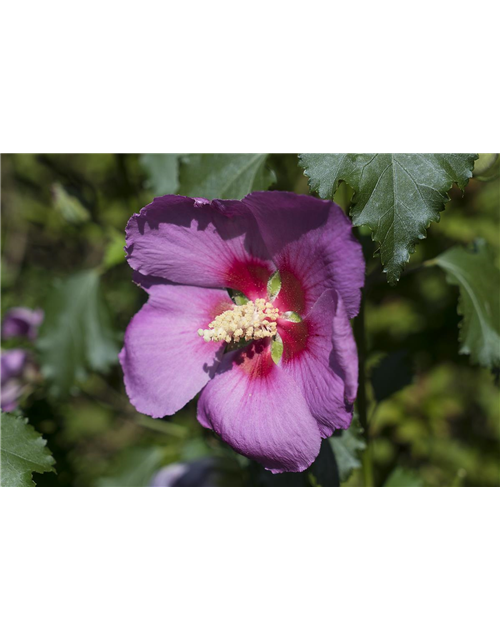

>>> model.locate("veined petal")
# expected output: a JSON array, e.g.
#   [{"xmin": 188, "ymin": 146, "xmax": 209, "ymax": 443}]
[
  {"xmin": 244, "ymin": 191, "xmax": 365, "ymax": 317},
  {"xmin": 126, "ymin": 195, "xmax": 274, "ymax": 299},
  {"xmin": 120, "ymin": 281, "xmax": 232, "ymax": 418},
  {"xmin": 279, "ymin": 290, "xmax": 358, "ymax": 437},
  {"xmin": 197, "ymin": 341, "xmax": 321, "ymax": 473}
]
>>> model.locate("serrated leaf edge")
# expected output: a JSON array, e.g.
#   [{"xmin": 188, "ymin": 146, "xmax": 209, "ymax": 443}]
[{"xmin": 299, "ymin": 153, "xmax": 479, "ymax": 285}]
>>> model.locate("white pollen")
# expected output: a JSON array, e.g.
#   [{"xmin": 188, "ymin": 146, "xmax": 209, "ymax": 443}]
[{"xmin": 197, "ymin": 298, "xmax": 279, "ymax": 345}]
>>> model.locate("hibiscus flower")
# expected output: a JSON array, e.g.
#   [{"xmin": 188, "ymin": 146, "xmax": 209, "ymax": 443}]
[{"xmin": 120, "ymin": 191, "xmax": 364, "ymax": 473}]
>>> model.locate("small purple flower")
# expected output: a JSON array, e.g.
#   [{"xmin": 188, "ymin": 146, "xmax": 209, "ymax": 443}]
[
  {"xmin": 1, "ymin": 349, "xmax": 31, "ymax": 411},
  {"xmin": 120, "ymin": 192, "xmax": 364, "ymax": 473},
  {"xmin": 150, "ymin": 463, "xmax": 188, "ymax": 487},
  {"xmin": 151, "ymin": 457, "xmax": 221, "ymax": 487},
  {"xmin": 2, "ymin": 307, "xmax": 44, "ymax": 342}
]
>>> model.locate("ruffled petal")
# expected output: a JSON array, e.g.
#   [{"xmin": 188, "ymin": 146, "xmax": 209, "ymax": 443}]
[
  {"xmin": 244, "ymin": 191, "xmax": 365, "ymax": 317},
  {"xmin": 197, "ymin": 341, "xmax": 321, "ymax": 473},
  {"xmin": 126, "ymin": 195, "xmax": 274, "ymax": 299},
  {"xmin": 119, "ymin": 281, "xmax": 232, "ymax": 418},
  {"xmin": 279, "ymin": 290, "xmax": 358, "ymax": 437}
]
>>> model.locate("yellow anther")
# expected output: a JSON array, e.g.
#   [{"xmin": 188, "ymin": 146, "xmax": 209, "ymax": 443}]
[{"xmin": 198, "ymin": 298, "xmax": 279, "ymax": 344}]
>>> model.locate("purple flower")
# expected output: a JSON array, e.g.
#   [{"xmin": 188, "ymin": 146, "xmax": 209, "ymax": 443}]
[
  {"xmin": 2, "ymin": 307, "xmax": 44, "ymax": 342},
  {"xmin": 1, "ymin": 349, "xmax": 30, "ymax": 411},
  {"xmin": 150, "ymin": 456, "xmax": 243, "ymax": 496},
  {"xmin": 120, "ymin": 192, "xmax": 364, "ymax": 473}
]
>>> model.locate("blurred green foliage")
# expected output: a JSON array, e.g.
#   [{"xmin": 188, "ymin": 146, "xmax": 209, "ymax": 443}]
[{"xmin": 1, "ymin": 154, "xmax": 499, "ymax": 486}]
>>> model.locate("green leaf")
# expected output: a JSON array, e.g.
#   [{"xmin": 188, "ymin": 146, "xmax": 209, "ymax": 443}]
[
  {"xmin": 271, "ymin": 333, "xmax": 283, "ymax": 365},
  {"xmin": 178, "ymin": 154, "xmax": 275, "ymax": 199},
  {"xmin": 140, "ymin": 153, "xmax": 179, "ymax": 195},
  {"xmin": 37, "ymin": 270, "xmax": 119, "ymax": 396},
  {"xmin": 233, "ymin": 295, "xmax": 248, "ymax": 305},
  {"xmin": 229, "ymin": 290, "xmax": 249, "ymax": 306},
  {"xmin": 329, "ymin": 417, "xmax": 366, "ymax": 483},
  {"xmin": 299, "ymin": 153, "xmax": 477, "ymax": 285},
  {"xmin": 281, "ymin": 311, "xmax": 302, "ymax": 323},
  {"xmin": 267, "ymin": 270, "xmax": 281, "ymax": 300},
  {"xmin": 52, "ymin": 182, "xmax": 90, "ymax": 224},
  {"xmin": 1, "ymin": 413, "xmax": 55, "ymax": 487},
  {"xmin": 434, "ymin": 240, "xmax": 500, "ymax": 370}
]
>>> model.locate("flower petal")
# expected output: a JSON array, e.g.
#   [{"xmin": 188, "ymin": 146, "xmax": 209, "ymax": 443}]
[
  {"xmin": 280, "ymin": 290, "xmax": 358, "ymax": 437},
  {"xmin": 119, "ymin": 281, "xmax": 232, "ymax": 418},
  {"xmin": 1, "ymin": 381, "xmax": 23, "ymax": 412},
  {"xmin": 1, "ymin": 349, "xmax": 29, "ymax": 412},
  {"xmin": 126, "ymin": 195, "xmax": 274, "ymax": 299},
  {"xmin": 244, "ymin": 191, "xmax": 365, "ymax": 317},
  {"xmin": 197, "ymin": 341, "xmax": 321, "ymax": 473},
  {"xmin": 1, "ymin": 348, "xmax": 28, "ymax": 379},
  {"xmin": 2, "ymin": 307, "xmax": 44, "ymax": 341}
]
